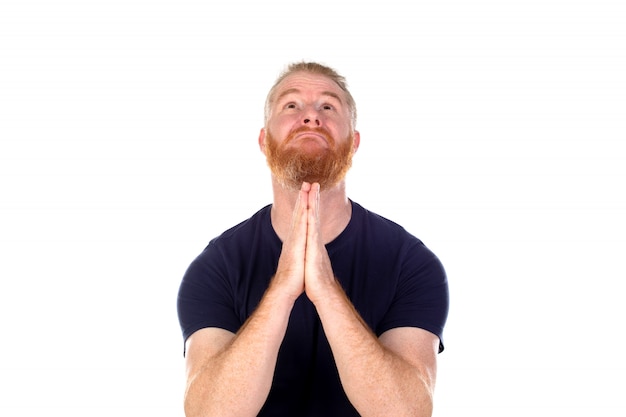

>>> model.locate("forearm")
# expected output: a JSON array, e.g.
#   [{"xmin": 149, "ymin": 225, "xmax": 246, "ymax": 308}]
[
  {"xmin": 314, "ymin": 283, "xmax": 434, "ymax": 417},
  {"xmin": 184, "ymin": 287, "xmax": 295, "ymax": 417}
]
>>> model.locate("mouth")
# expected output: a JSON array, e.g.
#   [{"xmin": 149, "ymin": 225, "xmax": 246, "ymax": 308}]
[
  {"xmin": 288, "ymin": 127, "xmax": 334, "ymax": 147},
  {"xmin": 293, "ymin": 131, "xmax": 329, "ymax": 145}
]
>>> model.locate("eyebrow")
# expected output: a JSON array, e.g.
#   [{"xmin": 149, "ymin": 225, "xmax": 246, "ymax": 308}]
[{"xmin": 275, "ymin": 88, "xmax": 343, "ymax": 104}]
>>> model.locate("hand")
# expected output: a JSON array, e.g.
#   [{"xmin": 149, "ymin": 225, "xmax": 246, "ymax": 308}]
[
  {"xmin": 271, "ymin": 182, "xmax": 310, "ymax": 301},
  {"xmin": 272, "ymin": 182, "xmax": 337, "ymax": 304},
  {"xmin": 303, "ymin": 183, "xmax": 337, "ymax": 304}
]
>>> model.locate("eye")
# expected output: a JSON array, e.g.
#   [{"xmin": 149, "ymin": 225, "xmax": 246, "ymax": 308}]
[
  {"xmin": 284, "ymin": 102, "xmax": 297, "ymax": 109},
  {"xmin": 321, "ymin": 104, "xmax": 334, "ymax": 111}
]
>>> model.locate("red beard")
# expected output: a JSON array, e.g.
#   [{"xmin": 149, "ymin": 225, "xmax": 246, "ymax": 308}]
[{"xmin": 264, "ymin": 126, "xmax": 355, "ymax": 191}]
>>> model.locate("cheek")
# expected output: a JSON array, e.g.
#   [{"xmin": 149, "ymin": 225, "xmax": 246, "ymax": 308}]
[
  {"xmin": 332, "ymin": 121, "xmax": 352, "ymax": 139},
  {"xmin": 270, "ymin": 117, "xmax": 301, "ymax": 139}
]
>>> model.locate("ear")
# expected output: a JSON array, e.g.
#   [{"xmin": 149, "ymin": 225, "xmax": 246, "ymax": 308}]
[
  {"xmin": 258, "ymin": 128, "xmax": 267, "ymax": 154},
  {"xmin": 352, "ymin": 130, "xmax": 361, "ymax": 153}
]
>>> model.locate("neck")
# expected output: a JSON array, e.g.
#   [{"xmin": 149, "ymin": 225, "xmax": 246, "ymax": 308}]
[{"xmin": 270, "ymin": 177, "xmax": 352, "ymax": 244}]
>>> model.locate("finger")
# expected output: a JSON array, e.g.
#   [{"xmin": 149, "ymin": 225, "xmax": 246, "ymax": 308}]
[
  {"xmin": 301, "ymin": 181, "xmax": 312, "ymax": 194},
  {"xmin": 307, "ymin": 182, "xmax": 321, "ymax": 230},
  {"xmin": 306, "ymin": 183, "xmax": 322, "ymax": 251},
  {"xmin": 309, "ymin": 182, "xmax": 321, "ymax": 223},
  {"xmin": 289, "ymin": 182, "xmax": 309, "ymax": 232}
]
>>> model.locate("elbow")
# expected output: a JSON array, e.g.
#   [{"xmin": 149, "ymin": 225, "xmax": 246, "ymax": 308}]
[
  {"xmin": 183, "ymin": 393, "xmax": 201, "ymax": 417},
  {"xmin": 414, "ymin": 374, "xmax": 435, "ymax": 417},
  {"xmin": 183, "ymin": 381, "xmax": 209, "ymax": 417}
]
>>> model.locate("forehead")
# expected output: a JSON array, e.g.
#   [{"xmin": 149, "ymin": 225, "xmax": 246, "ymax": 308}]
[{"xmin": 272, "ymin": 72, "xmax": 346, "ymax": 102}]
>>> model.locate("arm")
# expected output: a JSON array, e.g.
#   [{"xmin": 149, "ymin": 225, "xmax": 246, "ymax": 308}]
[
  {"xmin": 304, "ymin": 183, "xmax": 439, "ymax": 417},
  {"xmin": 183, "ymin": 287, "xmax": 295, "ymax": 417},
  {"xmin": 313, "ymin": 285, "xmax": 439, "ymax": 417},
  {"xmin": 183, "ymin": 185, "xmax": 310, "ymax": 417}
]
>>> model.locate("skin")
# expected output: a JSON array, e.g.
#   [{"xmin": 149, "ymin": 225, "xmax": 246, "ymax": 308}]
[{"xmin": 184, "ymin": 72, "xmax": 440, "ymax": 417}]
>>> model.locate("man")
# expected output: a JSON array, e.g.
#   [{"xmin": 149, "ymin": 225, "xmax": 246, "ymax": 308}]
[{"xmin": 177, "ymin": 62, "xmax": 449, "ymax": 417}]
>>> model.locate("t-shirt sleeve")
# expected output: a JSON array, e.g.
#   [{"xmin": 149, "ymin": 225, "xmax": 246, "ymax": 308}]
[
  {"xmin": 376, "ymin": 241, "xmax": 449, "ymax": 353},
  {"xmin": 176, "ymin": 241, "xmax": 241, "ymax": 349}
]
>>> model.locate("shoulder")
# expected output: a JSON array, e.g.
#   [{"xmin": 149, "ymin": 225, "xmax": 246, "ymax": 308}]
[
  {"xmin": 184, "ymin": 204, "xmax": 275, "ymax": 275},
  {"xmin": 349, "ymin": 200, "xmax": 446, "ymax": 282},
  {"xmin": 349, "ymin": 201, "xmax": 426, "ymax": 249},
  {"xmin": 196, "ymin": 204, "xmax": 275, "ymax": 261},
  {"xmin": 344, "ymin": 202, "xmax": 449, "ymax": 350},
  {"xmin": 210, "ymin": 204, "xmax": 273, "ymax": 246}
]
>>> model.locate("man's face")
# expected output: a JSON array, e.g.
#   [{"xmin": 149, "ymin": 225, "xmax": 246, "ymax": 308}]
[{"xmin": 260, "ymin": 72, "xmax": 360, "ymax": 191}]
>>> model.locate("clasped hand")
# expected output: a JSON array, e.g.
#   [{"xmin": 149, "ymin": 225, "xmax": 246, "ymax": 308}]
[{"xmin": 273, "ymin": 182, "xmax": 336, "ymax": 304}]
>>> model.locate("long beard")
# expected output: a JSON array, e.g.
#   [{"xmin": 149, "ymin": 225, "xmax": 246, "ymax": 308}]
[{"xmin": 264, "ymin": 126, "xmax": 355, "ymax": 191}]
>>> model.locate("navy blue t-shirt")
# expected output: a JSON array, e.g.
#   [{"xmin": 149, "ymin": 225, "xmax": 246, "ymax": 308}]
[{"xmin": 177, "ymin": 201, "xmax": 449, "ymax": 416}]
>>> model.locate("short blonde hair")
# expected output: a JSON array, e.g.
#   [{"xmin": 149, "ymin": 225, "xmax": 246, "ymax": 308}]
[{"xmin": 264, "ymin": 62, "xmax": 357, "ymax": 129}]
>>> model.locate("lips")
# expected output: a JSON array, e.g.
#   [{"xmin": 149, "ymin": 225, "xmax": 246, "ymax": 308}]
[
  {"xmin": 294, "ymin": 132, "xmax": 328, "ymax": 144},
  {"xmin": 287, "ymin": 127, "xmax": 334, "ymax": 147}
]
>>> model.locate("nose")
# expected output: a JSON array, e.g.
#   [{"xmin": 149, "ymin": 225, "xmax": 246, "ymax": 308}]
[
  {"xmin": 302, "ymin": 107, "xmax": 321, "ymax": 126},
  {"xmin": 303, "ymin": 118, "xmax": 320, "ymax": 126}
]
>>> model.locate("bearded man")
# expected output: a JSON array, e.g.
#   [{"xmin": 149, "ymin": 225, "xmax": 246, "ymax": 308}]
[{"xmin": 177, "ymin": 62, "xmax": 449, "ymax": 417}]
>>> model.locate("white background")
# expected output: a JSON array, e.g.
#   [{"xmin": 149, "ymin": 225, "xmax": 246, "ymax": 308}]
[{"xmin": 1, "ymin": 0, "xmax": 625, "ymax": 416}]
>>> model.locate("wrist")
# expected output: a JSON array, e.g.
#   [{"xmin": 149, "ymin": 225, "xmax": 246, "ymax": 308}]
[
  {"xmin": 307, "ymin": 276, "xmax": 345, "ymax": 308},
  {"xmin": 267, "ymin": 273, "xmax": 303, "ymax": 307}
]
